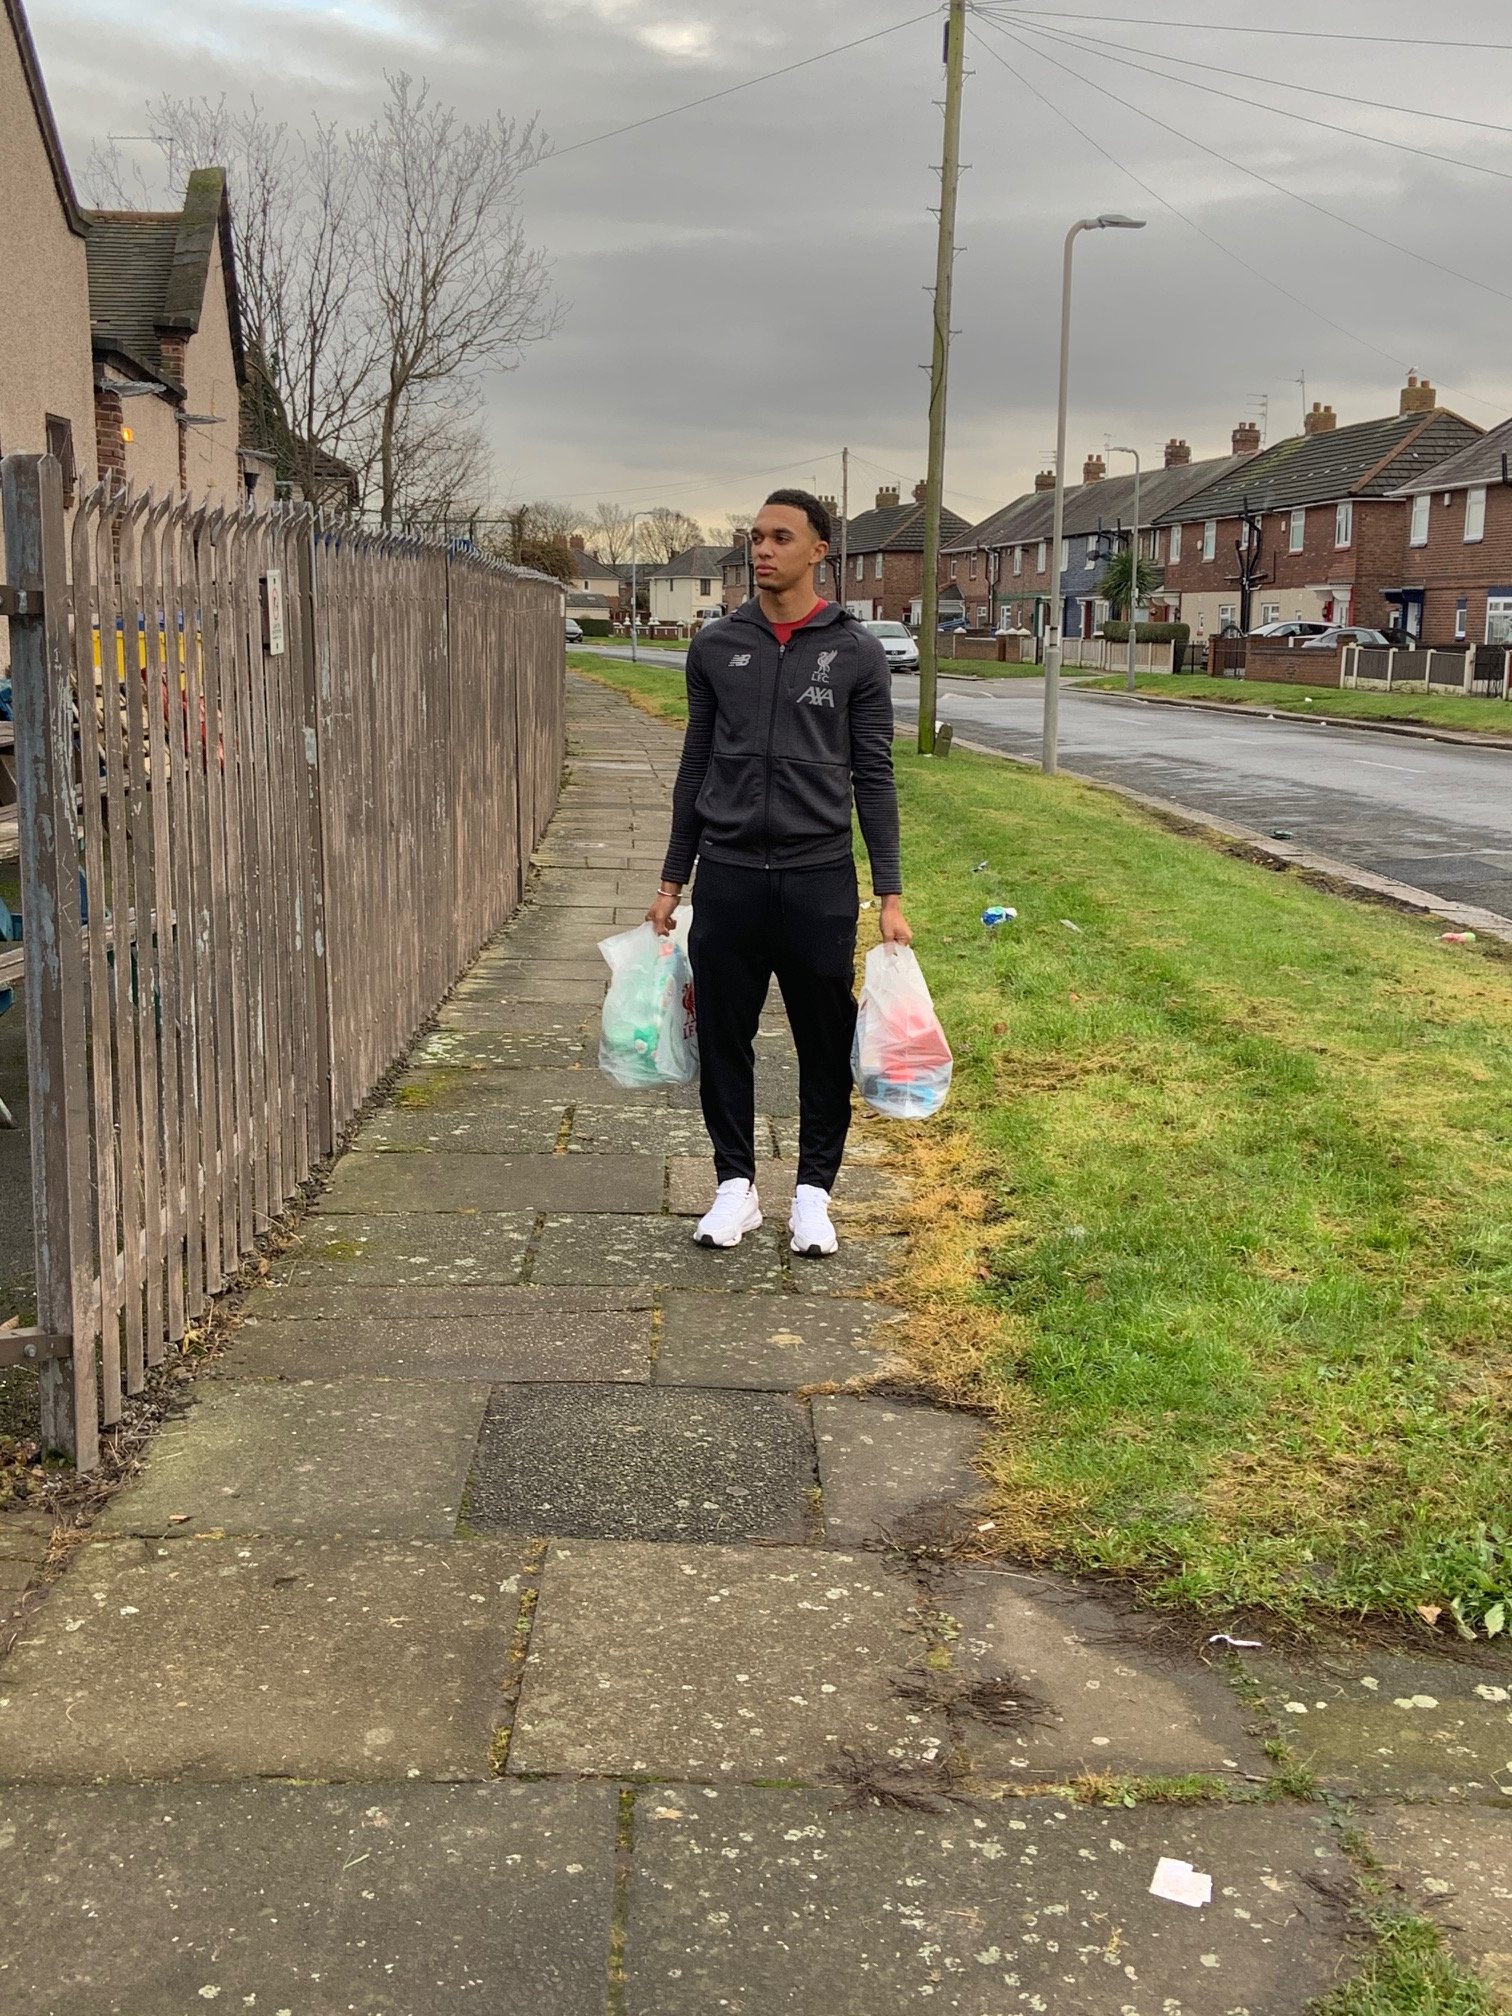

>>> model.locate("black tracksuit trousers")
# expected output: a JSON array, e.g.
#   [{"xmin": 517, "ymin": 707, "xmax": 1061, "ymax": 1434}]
[{"xmin": 689, "ymin": 859, "xmax": 859, "ymax": 1192}]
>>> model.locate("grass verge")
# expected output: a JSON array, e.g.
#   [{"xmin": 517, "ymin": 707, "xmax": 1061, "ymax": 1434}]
[
  {"xmin": 570, "ymin": 654, "xmax": 689, "ymax": 725},
  {"xmin": 937, "ymin": 657, "xmax": 1043, "ymax": 680},
  {"xmin": 571, "ymin": 652, "xmax": 1512, "ymax": 1636},
  {"xmin": 1080, "ymin": 672, "xmax": 1512, "ymax": 736},
  {"xmin": 890, "ymin": 742, "xmax": 1512, "ymax": 1632},
  {"xmin": 1309, "ymin": 1911, "xmax": 1503, "ymax": 2016}
]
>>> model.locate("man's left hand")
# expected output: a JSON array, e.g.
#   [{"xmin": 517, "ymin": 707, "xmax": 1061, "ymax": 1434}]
[{"xmin": 879, "ymin": 894, "xmax": 913, "ymax": 946}]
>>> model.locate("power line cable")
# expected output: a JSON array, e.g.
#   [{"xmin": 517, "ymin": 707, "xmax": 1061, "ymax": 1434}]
[
  {"xmin": 544, "ymin": 10, "xmax": 938, "ymax": 162},
  {"xmin": 972, "ymin": 9, "xmax": 1512, "ymax": 53},
  {"xmin": 1005, "ymin": 16, "xmax": 1512, "ymax": 180},
  {"xmin": 976, "ymin": 18, "xmax": 1512, "ymax": 138},
  {"xmin": 966, "ymin": 28, "xmax": 1503, "ymax": 417},
  {"xmin": 522, "ymin": 448, "xmax": 849, "ymax": 509},
  {"xmin": 973, "ymin": 15, "xmax": 1512, "ymax": 307}
]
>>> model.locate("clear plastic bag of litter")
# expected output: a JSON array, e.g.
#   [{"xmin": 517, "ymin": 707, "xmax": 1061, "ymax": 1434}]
[
  {"xmin": 597, "ymin": 917, "xmax": 698, "ymax": 1089},
  {"xmin": 852, "ymin": 944, "xmax": 952, "ymax": 1120}
]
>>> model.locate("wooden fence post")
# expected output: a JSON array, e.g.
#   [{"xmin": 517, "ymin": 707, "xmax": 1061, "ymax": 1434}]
[
  {"xmin": 294, "ymin": 521, "xmax": 335, "ymax": 1160},
  {"xmin": 2, "ymin": 454, "xmax": 97, "ymax": 1464}
]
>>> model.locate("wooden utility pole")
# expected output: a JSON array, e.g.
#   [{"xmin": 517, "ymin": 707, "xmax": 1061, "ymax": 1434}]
[
  {"xmin": 839, "ymin": 446, "xmax": 850, "ymax": 607},
  {"xmin": 917, "ymin": 0, "xmax": 967, "ymax": 754}
]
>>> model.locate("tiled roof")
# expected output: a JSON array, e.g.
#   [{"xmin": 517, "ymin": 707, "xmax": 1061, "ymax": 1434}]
[
  {"xmin": 85, "ymin": 168, "xmax": 245, "ymax": 390},
  {"xmin": 1155, "ymin": 409, "xmax": 1482, "ymax": 522},
  {"xmin": 653, "ymin": 544, "xmax": 731, "ymax": 579},
  {"xmin": 845, "ymin": 500, "xmax": 971, "ymax": 554},
  {"xmin": 950, "ymin": 450, "xmax": 1259, "ymax": 554},
  {"xmin": 1390, "ymin": 415, "xmax": 1512, "ymax": 495}
]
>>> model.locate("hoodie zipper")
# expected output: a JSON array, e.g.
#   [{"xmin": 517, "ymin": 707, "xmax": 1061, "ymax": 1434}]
[{"xmin": 762, "ymin": 640, "xmax": 784, "ymax": 868}]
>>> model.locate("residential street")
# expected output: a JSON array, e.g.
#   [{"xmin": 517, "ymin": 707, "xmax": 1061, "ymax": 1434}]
[{"xmin": 892, "ymin": 674, "xmax": 1512, "ymax": 919}]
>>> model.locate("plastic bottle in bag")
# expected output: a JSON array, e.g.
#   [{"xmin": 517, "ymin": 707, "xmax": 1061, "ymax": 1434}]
[
  {"xmin": 598, "ymin": 921, "xmax": 699, "ymax": 1089},
  {"xmin": 852, "ymin": 944, "xmax": 952, "ymax": 1120}
]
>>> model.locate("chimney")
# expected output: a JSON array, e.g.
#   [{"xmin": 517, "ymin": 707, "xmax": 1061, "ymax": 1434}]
[
  {"xmin": 569, "ymin": 533, "xmax": 586, "ymax": 551},
  {"xmin": 1232, "ymin": 420, "xmax": 1261, "ymax": 455},
  {"xmin": 875, "ymin": 485, "xmax": 900, "ymax": 509},
  {"xmin": 1400, "ymin": 370, "xmax": 1437, "ymax": 415},
  {"xmin": 1082, "ymin": 453, "xmax": 1105, "ymax": 484},
  {"xmin": 1034, "ymin": 468, "xmax": 1056, "ymax": 492},
  {"xmin": 818, "ymin": 495, "xmax": 837, "ymax": 513},
  {"xmin": 1303, "ymin": 401, "xmax": 1337, "ymax": 436},
  {"xmin": 1163, "ymin": 437, "xmax": 1191, "ymax": 468},
  {"xmin": 912, "ymin": 479, "xmax": 928, "ymax": 503}
]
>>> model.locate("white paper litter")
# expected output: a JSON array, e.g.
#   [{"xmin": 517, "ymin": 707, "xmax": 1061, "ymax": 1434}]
[
  {"xmin": 1149, "ymin": 1857, "xmax": 1213, "ymax": 1909},
  {"xmin": 1207, "ymin": 1632, "xmax": 1263, "ymax": 1650}
]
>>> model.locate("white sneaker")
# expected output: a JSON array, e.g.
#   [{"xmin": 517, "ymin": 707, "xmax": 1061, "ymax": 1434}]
[
  {"xmin": 695, "ymin": 1179, "xmax": 763, "ymax": 1249},
  {"xmin": 789, "ymin": 1184, "xmax": 838, "ymax": 1258}
]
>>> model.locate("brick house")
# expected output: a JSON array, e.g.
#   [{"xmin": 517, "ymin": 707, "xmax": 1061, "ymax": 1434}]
[
  {"xmin": 1389, "ymin": 416, "xmax": 1512, "ymax": 646},
  {"xmin": 565, "ymin": 535, "xmax": 621, "ymax": 616},
  {"xmin": 948, "ymin": 430, "xmax": 1260, "ymax": 640},
  {"xmin": 1153, "ymin": 379, "xmax": 1480, "ymax": 641},
  {"xmin": 0, "ymin": 0, "xmax": 98, "ymax": 507},
  {"xmin": 840, "ymin": 482, "xmax": 970, "ymax": 623},
  {"xmin": 86, "ymin": 167, "xmax": 248, "ymax": 503},
  {"xmin": 648, "ymin": 544, "xmax": 728, "ymax": 627}
]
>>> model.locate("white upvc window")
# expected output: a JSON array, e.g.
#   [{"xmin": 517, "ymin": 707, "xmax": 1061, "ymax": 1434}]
[
  {"xmin": 969, "ymin": 553, "xmax": 978, "ymax": 580},
  {"xmin": 1455, "ymin": 597, "xmax": 1468, "ymax": 640},
  {"xmin": 1487, "ymin": 597, "xmax": 1512, "ymax": 645},
  {"xmin": 1334, "ymin": 500, "xmax": 1353, "ymax": 548},
  {"xmin": 949, "ymin": 557, "xmax": 957, "ymax": 578},
  {"xmin": 1059, "ymin": 539, "xmax": 1070, "ymax": 572},
  {"xmin": 855, "ymin": 554, "xmax": 864, "ymax": 580},
  {"xmin": 1036, "ymin": 539, "xmax": 1047, "ymax": 571},
  {"xmin": 1012, "ymin": 545, "xmax": 1022, "ymax": 575},
  {"xmin": 1289, "ymin": 507, "xmax": 1306, "ymax": 553},
  {"xmin": 874, "ymin": 553, "xmax": 883, "ymax": 579},
  {"xmin": 1169, "ymin": 521, "xmax": 1182, "ymax": 563},
  {"xmin": 1261, "ymin": 602, "xmax": 1281, "ymax": 624},
  {"xmin": 1202, "ymin": 520, "xmax": 1216, "ymax": 562},
  {"xmin": 1465, "ymin": 486, "xmax": 1487, "ymax": 542},
  {"xmin": 1219, "ymin": 604, "xmax": 1237, "ymax": 628},
  {"xmin": 1409, "ymin": 493, "xmax": 1430, "ymax": 547}
]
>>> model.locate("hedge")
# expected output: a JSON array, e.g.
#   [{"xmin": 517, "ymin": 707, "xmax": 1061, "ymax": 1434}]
[{"xmin": 1099, "ymin": 620, "xmax": 1191, "ymax": 646}]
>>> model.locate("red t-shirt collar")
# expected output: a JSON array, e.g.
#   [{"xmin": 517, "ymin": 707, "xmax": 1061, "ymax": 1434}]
[{"xmin": 768, "ymin": 599, "xmax": 828, "ymax": 648}]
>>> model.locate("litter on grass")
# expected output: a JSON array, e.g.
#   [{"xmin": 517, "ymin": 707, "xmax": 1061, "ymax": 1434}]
[
  {"xmin": 1207, "ymin": 1633, "xmax": 1263, "ymax": 1650},
  {"xmin": 1269, "ymin": 829, "xmax": 1295, "ymax": 840},
  {"xmin": 972, "ymin": 860, "xmax": 990, "ymax": 874},
  {"xmin": 1441, "ymin": 931, "xmax": 1477, "ymax": 945},
  {"xmin": 981, "ymin": 906, "xmax": 1017, "ymax": 929},
  {"xmin": 1060, "ymin": 919, "xmax": 1082, "ymax": 932},
  {"xmin": 1150, "ymin": 1858, "xmax": 1213, "ymax": 1909}
]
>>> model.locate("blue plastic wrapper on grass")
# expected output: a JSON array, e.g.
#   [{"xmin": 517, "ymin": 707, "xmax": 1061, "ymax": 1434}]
[{"xmin": 597, "ymin": 919, "xmax": 698, "ymax": 1088}]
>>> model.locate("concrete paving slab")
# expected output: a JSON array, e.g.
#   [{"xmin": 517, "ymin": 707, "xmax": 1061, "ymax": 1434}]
[
  {"xmin": 792, "ymin": 1236, "xmax": 907, "ymax": 1294},
  {"xmin": 425, "ymin": 1002, "xmax": 593, "ymax": 1038},
  {"xmin": 387, "ymin": 1065, "xmax": 655, "ymax": 1111},
  {"xmin": 465, "ymin": 1386, "xmax": 814, "ymax": 1543},
  {"xmin": 456, "ymin": 968, "xmax": 607, "ymax": 1006},
  {"xmin": 422, "ymin": 1025, "xmax": 592, "ymax": 1066},
  {"xmin": 666, "ymin": 1159, "xmax": 903, "ymax": 1220},
  {"xmin": 668, "ymin": 1057, "xmax": 801, "ymax": 1117},
  {"xmin": 1243, "ymin": 1648, "xmax": 1512, "ymax": 1798},
  {"xmin": 276, "ymin": 1212, "xmax": 534, "ymax": 1286},
  {"xmin": 566, "ymin": 1104, "xmax": 739, "ymax": 1157},
  {"xmin": 934, "ymin": 1567, "xmax": 1264, "ymax": 1779},
  {"xmin": 620, "ymin": 1791, "xmax": 1354, "ymax": 2015},
  {"xmin": 774, "ymin": 1119, "xmax": 891, "ymax": 1164},
  {"xmin": 1367, "ymin": 1806, "xmax": 1512, "ymax": 2000},
  {"xmin": 226, "ymin": 1309, "xmax": 653, "ymax": 1384},
  {"xmin": 0, "ymin": 1509, "xmax": 56, "ymax": 1563},
  {"xmin": 814, "ymin": 1397, "xmax": 987, "ymax": 1545},
  {"xmin": 532, "ymin": 1213, "xmax": 787, "ymax": 1291},
  {"xmin": 365, "ymin": 1102, "xmax": 568, "ymax": 1154},
  {"xmin": 239, "ymin": 1281, "xmax": 651, "ymax": 1322},
  {"xmin": 509, "ymin": 1540, "xmax": 946, "ymax": 1780},
  {"xmin": 657, "ymin": 1293, "xmax": 908, "ymax": 1389},
  {"xmin": 97, "ymin": 1378, "xmax": 489, "ymax": 1540},
  {"xmin": 323, "ymin": 1150, "xmax": 663, "ymax": 1215},
  {"xmin": 0, "ymin": 1557, "xmax": 37, "ymax": 1598},
  {"xmin": 0, "ymin": 1537, "xmax": 526, "ymax": 1781},
  {"xmin": 0, "ymin": 1781, "xmax": 617, "ymax": 2016}
]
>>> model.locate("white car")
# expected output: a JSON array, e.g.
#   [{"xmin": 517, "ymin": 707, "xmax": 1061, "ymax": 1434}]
[{"xmin": 862, "ymin": 620, "xmax": 920, "ymax": 672}]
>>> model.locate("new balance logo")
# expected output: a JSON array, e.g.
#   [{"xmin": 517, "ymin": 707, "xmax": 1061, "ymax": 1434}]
[
  {"xmin": 797, "ymin": 685, "xmax": 836, "ymax": 709},
  {"xmin": 729, "ymin": 652, "xmax": 752, "ymax": 668}
]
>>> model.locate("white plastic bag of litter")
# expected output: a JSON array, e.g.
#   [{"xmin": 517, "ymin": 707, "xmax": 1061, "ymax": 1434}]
[
  {"xmin": 597, "ymin": 919, "xmax": 698, "ymax": 1089},
  {"xmin": 852, "ymin": 944, "xmax": 952, "ymax": 1120}
]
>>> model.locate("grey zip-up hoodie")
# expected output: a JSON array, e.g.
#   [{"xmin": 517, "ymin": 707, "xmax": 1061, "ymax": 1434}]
[{"xmin": 660, "ymin": 598, "xmax": 902, "ymax": 892}]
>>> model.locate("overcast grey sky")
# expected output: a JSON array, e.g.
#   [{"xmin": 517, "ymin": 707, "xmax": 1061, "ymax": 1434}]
[{"xmin": 32, "ymin": 0, "xmax": 1512, "ymax": 532}]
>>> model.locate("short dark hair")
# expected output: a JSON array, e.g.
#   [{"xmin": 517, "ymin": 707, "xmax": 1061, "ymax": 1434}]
[{"xmin": 763, "ymin": 488, "xmax": 831, "ymax": 545}]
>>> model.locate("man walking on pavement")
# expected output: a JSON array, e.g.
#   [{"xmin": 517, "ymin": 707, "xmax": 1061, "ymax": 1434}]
[{"xmin": 646, "ymin": 490, "xmax": 912, "ymax": 1258}]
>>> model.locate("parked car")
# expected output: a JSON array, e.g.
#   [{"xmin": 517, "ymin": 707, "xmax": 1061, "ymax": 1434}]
[
  {"xmin": 862, "ymin": 620, "xmax": 920, "ymax": 672},
  {"xmin": 565, "ymin": 617, "xmax": 583, "ymax": 644},
  {"xmin": 1248, "ymin": 619, "xmax": 1329, "ymax": 639},
  {"xmin": 1300, "ymin": 625, "xmax": 1390, "ymax": 650},
  {"xmin": 936, "ymin": 612, "xmax": 969, "ymax": 634}
]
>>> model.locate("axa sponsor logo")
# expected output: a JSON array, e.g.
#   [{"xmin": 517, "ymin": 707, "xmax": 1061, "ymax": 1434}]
[{"xmin": 797, "ymin": 684, "xmax": 836, "ymax": 709}]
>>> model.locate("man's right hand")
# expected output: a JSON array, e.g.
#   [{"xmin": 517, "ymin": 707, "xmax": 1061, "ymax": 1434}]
[{"xmin": 646, "ymin": 889, "xmax": 679, "ymax": 936}]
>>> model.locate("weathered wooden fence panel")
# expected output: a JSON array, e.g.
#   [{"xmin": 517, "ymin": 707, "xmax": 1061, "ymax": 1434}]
[{"xmin": 2, "ymin": 457, "xmax": 565, "ymax": 1463}]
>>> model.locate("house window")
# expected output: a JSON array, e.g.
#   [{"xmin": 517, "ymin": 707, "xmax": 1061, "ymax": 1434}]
[
  {"xmin": 44, "ymin": 414, "xmax": 76, "ymax": 506},
  {"xmin": 1219, "ymin": 604, "xmax": 1237, "ymax": 629},
  {"xmin": 855, "ymin": 555, "xmax": 864, "ymax": 580},
  {"xmin": 1409, "ymin": 493, "xmax": 1430, "ymax": 547},
  {"xmin": 1149, "ymin": 529, "xmax": 1162, "ymax": 562},
  {"xmin": 1289, "ymin": 508, "xmax": 1306, "ymax": 553},
  {"xmin": 700, "ymin": 579, "xmax": 712, "ymax": 595},
  {"xmin": 874, "ymin": 553, "xmax": 883, "ymax": 579},
  {"xmin": 969, "ymin": 554, "xmax": 979, "ymax": 580},
  {"xmin": 949, "ymin": 557, "xmax": 957, "ymax": 579},
  {"xmin": 1335, "ymin": 500, "xmax": 1353, "ymax": 548},
  {"xmin": 1059, "ymin": 539, "xmax": 1069, "ymax": 572},
  {"xmin": 1261, "ymin": 602, "xmax": 1281, "ymax": 625},
  {"xmin": 1036, "ymin": 539, "xmax": 1047, "ymax": 571},
  {"xmin": 1012, "ymin": 545, "xmax": 1022, "ymax": 576},
  {"xmin": 1487, "ymin": 597, "xmax": 1512, "ymax": 645},
  {"xmin": 975, "ymin": 603, "xmax": 989, "ymax": 627},
  {"xmin": 1169, "ymin": 522, "xmax": 1182, "ymax": 564},
  {"xmin": 1465, "ymin": 486, "xmax": 1487, "ymax": 543},
  {"xmin": 1455, "ymin": 597, "xmax": 1468, "ymax": 640},
  {"xmin": 1202, "ymin": 520, "xmax": 1216, "ymax": 562}
]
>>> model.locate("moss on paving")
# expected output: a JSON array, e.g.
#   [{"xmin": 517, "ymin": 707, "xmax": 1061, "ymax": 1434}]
[{"xmin": 1080, "ymin": 671, "xmax": 1512, "ymax": 736}]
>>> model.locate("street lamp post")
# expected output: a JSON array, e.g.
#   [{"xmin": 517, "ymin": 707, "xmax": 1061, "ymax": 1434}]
[
  {"xmin": 629, "ymin": 510, "xmax": 651, "ymax": 663},
  {"xmin": 1110, "ymin": 445, "xmax": 1142, "ymax": 693},
  {"xmin": 1042, "ymin": 214, "xmax": 1145, "ymax": 776}
]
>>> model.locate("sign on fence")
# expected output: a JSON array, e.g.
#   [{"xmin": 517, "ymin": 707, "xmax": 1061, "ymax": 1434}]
[{"xmin": 1, "ymin": 456, "xmax": 565, "ymax": 1465}]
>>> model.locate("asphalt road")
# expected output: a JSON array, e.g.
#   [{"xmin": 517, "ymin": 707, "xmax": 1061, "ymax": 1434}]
[{"xmin": 891, "ymin": 675, "xmax": 1512, "ymax": 920}]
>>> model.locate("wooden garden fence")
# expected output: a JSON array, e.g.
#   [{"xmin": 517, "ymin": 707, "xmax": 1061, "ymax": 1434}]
[{"xmin": 1, "ymin": 454, "xmax": 565, "ymax": 1467}]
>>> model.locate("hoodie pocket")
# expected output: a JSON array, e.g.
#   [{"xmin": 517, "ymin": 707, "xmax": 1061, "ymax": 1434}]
[
  {"xmin": 767, "ymin": 758, "xmax": 851, "ymax": 849},
  {"xmin": 697, "ymin": 752, "xmax": 766, "ymax": 848}
]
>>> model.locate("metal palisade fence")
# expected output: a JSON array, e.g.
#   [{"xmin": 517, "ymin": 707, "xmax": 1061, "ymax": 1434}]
[{"xmin": 2, "ymin": 454, "xmax": 564, "ymax": 1467}]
